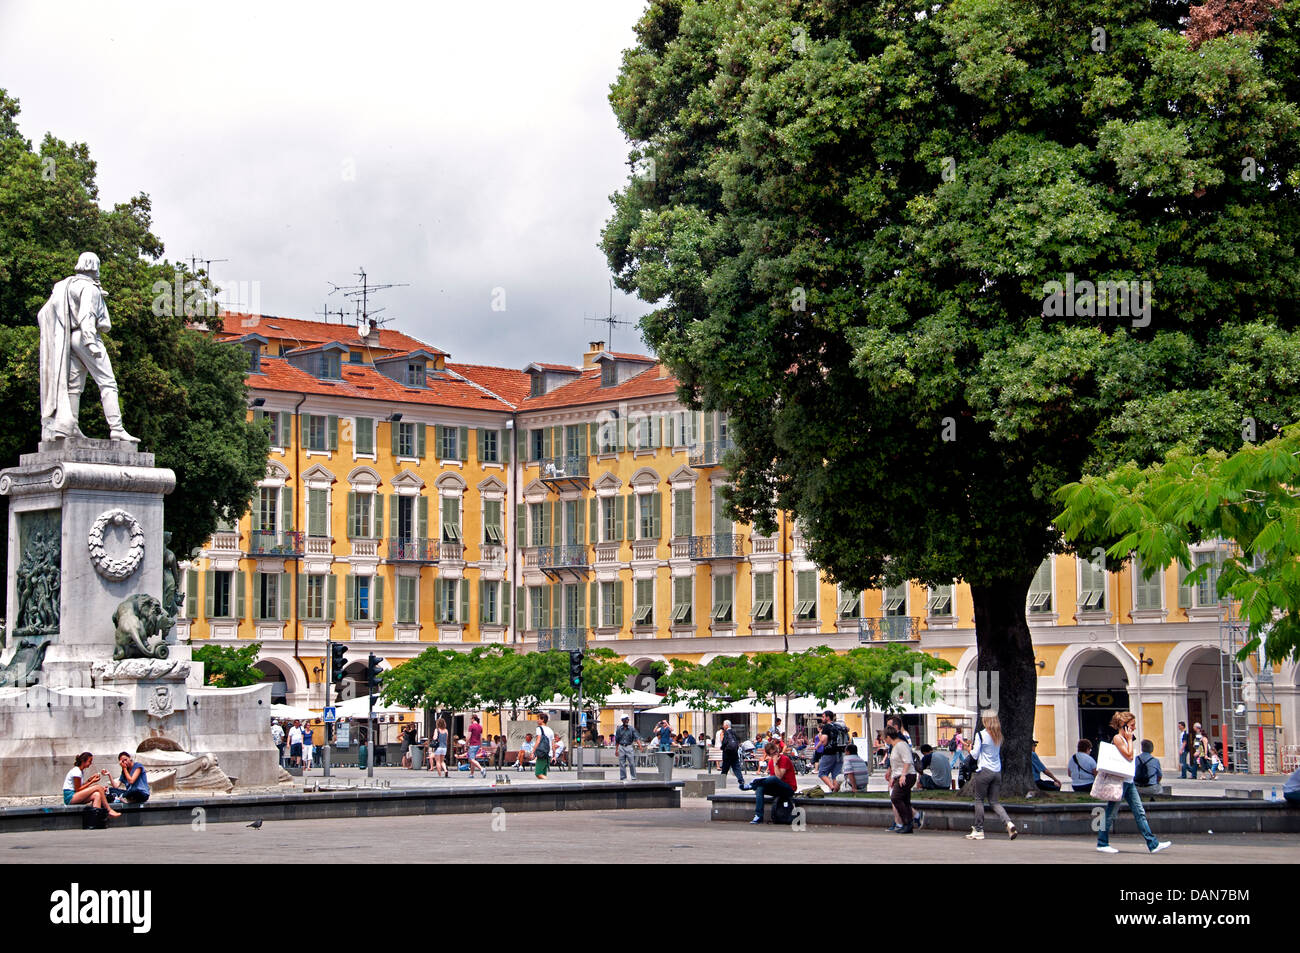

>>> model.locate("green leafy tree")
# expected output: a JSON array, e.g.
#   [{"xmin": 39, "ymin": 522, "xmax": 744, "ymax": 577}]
[
  {"xmin": 602, "ymin": 0, "xmax": 1300, "ymax": 788},
  {"xmin": 0, "ymin": 89, "xmax": 268, "ymax": 563},
  {"xmin": 193, "ymin": 642, "xmax": 263, "ymax": 688},
  {"xmin": 839, "ymin": 645, "xmax": 955, "ymax": 716},
  {"xmin": 578, "ymin": 647, "xmax": 639, "ymax": 706},
  {"xmin": 1055, "ymin": 425, "xmax": 1300, "ymax": 664}
]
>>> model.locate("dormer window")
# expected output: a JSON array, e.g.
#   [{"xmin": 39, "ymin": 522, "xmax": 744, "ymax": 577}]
[
  {"xmin": 530, "ymin": 374, "xmax": 544, "ymax": 397},
  {"xmin": 407, "ymin": 362, "xmax": 426, "ymax": 387},
  {"xmin": 246, "ymin": 347, "xmax": 261, "ymax": 373},
  {"xmin": 319, "ymin": 352, "xmax": 341, "ymax": 379},
  {"xmin": 349, "ymin": 350, "xmax": 363, "ymax": 364},
  {"xmin": 601, "ymin": 361, "xmax": 617, "ymax": 387}
]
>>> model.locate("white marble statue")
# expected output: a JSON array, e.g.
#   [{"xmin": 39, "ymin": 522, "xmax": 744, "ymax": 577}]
[{"xmin": 38, "ymin": 252, "xmax": 137, "ymax": 442}]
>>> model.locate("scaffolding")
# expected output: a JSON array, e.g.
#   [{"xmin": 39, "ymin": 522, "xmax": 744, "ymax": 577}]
[{"xmin": 1215, "ymin": 541, "xmax": 1281, "ymax": 774}]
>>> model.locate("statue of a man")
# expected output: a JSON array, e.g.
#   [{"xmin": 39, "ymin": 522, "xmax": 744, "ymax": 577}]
[{"xmin": 38, "ymin": 252, "xmax": 137, "ymax": 442}]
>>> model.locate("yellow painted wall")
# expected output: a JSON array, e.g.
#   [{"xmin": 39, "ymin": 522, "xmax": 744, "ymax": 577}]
[
  {"xmin": 1142, "ymin": 702, "xmax": 1165, "ymax": 757},
  {"xmin": 1034, "ymin": 706, "xmax": 1057, "ymax": 757}
]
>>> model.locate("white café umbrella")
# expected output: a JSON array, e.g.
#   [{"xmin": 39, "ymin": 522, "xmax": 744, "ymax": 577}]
[
  {"xmin": 332, "ymin": 695, "xmax": 419, "ymax": 719},
  {"xmin": 600, "ymin": 689, "xmax": 666, "ymax": 708},
  {"xmin": 269, "ymin": 703, "xmax": 317, "ymax": 720}
]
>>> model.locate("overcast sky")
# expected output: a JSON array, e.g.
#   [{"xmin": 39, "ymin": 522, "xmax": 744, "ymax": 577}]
[{"xmin": 0, "ymin": 0, "xmax": 656, "ymax": 369}]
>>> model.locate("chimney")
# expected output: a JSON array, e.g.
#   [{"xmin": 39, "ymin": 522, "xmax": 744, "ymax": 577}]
[{"xmin": 583, "ymin": 340, "xmax": 606, "ymax": 369}]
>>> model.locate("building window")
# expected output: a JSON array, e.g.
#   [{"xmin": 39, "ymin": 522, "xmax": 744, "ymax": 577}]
[
  {"xmin": 528, "ymin": 585, "xmax": 544, "ymax": 630},
  {"xmin": 208, "ymin": 570, "xmax": 233, "ymax": 618},
  {"xmin": 357, "ymin": 575, "xmax": 371, "ymax": 621},
  {"xmin": 483, "ymin": 500, "xmax": 503, "ymax": 544},
  {"xmin": 441, "ymin": 496, "xmax": 461, "ymax": 542},
  {"xmin": 349, "ymin": 350, "xmax": 363, "ymax": 364},
  {"xmin": 601, "ymin": 362, "xmax": 616, "ymax": 387},
  {"xmin": 927, "ymin": 584, "xmax": 954, "ymax": 616},
  {"xmin": 837, "ymin": 586, "xmax": 862, "ymax": 619},
  {"xmin": 480, "ymin": 429, "xmax": 499, "ymax": 463},
  {"xmin": 672, "ymin": 576, "xmax": 692, "ymax": 624},
  {"xmin": 481, "ymin": 580, "xmax": 500, "ymax": 625},
  {"xmin": 307, "ymin": 415, "xmax": 327, "ymax": 451},
  {"xmin": 398, "ymin": 576, "xmax": 418, "ymax": 624},
  {"xmin": 354, "ymin": 417, "xmax": 374, "ymax": 455},
  {"xmin": 1078, "ymin": 558, "xmax": 1108, "ymax": 612},
  {"xmin": 304, "ymin": 574, "xmax": 327, "ymax": 620},
  {"xmin": 439, "ymin": 426, "xmax": 458, "ymax": 460},
  {"xmin": 254, "ymin": 572, "xmax": 282, "ymax": 621},
  {"xmin": 530, "ymin": 375, "xmax": 544, "ymax": 398},
  {"xmin": 563, "ymin": 583, "xmax": 581, "ymax": 629},
  {"xmin": 530, "ymin": 429, "xmax": 544, "ymax": 460},
  {"xmin": 407, "ymin": 362, "xmax": 425, "ymax": 387},
  {"xmin": 637, "ymin": 493, "xmax": 661, "ymax": 539},
  {"xmin": 319, "ymin": 352, "xmax": 341, "ymax": 379},
  {"xmin": 1133, "ymin": 557, "xmax": 1164, "ymax": 611},
  {"xmin": 673, "ymin": 489, "xmax": 692, "ymax": 538},
  {"xmin": 711, "ymin": 574, "xmax": 733, "ymax": 622},
  {"xmin": 1028, "ymin": 559, "xmax": 1053, "ymax": 613},
  {"xmin": 258, "ymin": 487, "xmax": 279, "ymax": 533},
  {"xmin": 397, "ymin": 422, "xmax": 416, "ymax": 458},
  {"xmin": 602, "ymin": 497, "xmax": 618, "ymax": 542},
  {"xmin": 752, "ymin": 572, "xmax": 774, "ymax": 622},
  {"xmin": 529, "ymin": 502, "xmax": 545, "ymax": 547},
  {"xmin": 634, "ymin": 578, "xmax": 654, "ymax": 626},
  {"xmin": 795, "ymin": 571, "xmax": 818, "ymax": 620},
  {"xmin": 439, "ymin": 579, "xmax": 459, "ymax": 624},
  {"xmin": 349, "ymin": 491, "xmax": 376, "ymax": 539},
  {"xmin": 600, "ymin": 580, "xmax": 618, "ymax": 627}
]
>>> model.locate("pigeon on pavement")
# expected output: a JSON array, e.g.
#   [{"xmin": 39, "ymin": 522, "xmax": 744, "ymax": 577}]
[{"xmin": 247, "ymin": 819, "xmax": 263, "ymax": 829}]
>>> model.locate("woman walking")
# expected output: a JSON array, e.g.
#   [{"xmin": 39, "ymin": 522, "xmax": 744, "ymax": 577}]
[
  {"xmin": 1096, "ymin": 711, "xmax": 1172, "ymax": 854},
  {"xmin": 964, "ymin": 713, "xmax": 1017, "ymax": 841},
  {"xmin": 427, "ymin": 718, "xmax": 450, "ymax": 777},
  {"xmin": 886, "ymin": 727, "xmax": 922, "ymax": 833}
]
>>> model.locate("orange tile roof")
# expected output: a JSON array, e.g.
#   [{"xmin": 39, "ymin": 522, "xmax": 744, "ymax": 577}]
[
  {"xmin": 220, "ymin": 313, "xmax": 447, "ymax": 357},
  {"xmin": 449, "ymin": 363, "xmax": 533, "ymax": 407},
  {"xmin": 518, "ymin": 364, "xmax": 679, "ymax": 411},
  {"xmin": 604, "ymin": 351, "xmax": 655, "ymax": 363},
  {"xmin": 249, "ymin": 358, "xmax": 513, "ymax": 412}
]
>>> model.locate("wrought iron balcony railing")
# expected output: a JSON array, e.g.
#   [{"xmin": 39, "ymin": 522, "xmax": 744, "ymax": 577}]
[
  {"xmin": 688, "ymin": 438, "xmax": 734, "ymax": 468},
  {"xmin": 386, "ymin": 537, "xmax": 438, "ymax": 563},
  {"xmin": 537, "ymin": 626, "xmax": 588, "ymax": 651},
  {"xmin": 858, "ymin": 616, "xmax": 921, "ymax": 643},
  {"xmin": 539, "ymin": 455, "xmax": 589, "ymax": 481},
  {"xmin": 688, "ymin": 533, "xmax": 741, "ymax": 559},
  {"xmin": 536, "ymin": 544, "xmax": 591, "ymax": 570},
  {"xmin": 249, "ymin": 530, "xmax": 305, "ymax": 557}
]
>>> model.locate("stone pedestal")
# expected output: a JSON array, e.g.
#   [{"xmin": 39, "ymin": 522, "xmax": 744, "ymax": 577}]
[{"xmin": 1, "ymin": 438, "xmax": 174, "ymax": 685}]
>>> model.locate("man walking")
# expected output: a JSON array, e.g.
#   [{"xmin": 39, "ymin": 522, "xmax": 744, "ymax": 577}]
[
  {"xmin": 615, "ymin": 716, "xmax": 641, "ymax": 780},
  {"xmin": 719, "ymin": 719, "xmax": 746, "ymax": 789},
  {"xmin": 1178, "ymin": 721, "xmax": 1195, "ymax": 779},
  {"xmin": 271, "ymin": 720, "xmax": 285, "ymax": 767},
  {"xmin": 533, "ymin": 713, "xmax": 555, "ymax": 779},
  {"xmin": 816, "ymin": 710, "xmax": 847, "ymax": 792},
  {"xmin": 466, "ymin": 715, "xmax": 486, "ymax": 778},
  {"xmin": 288, "ymin": 720, "xmax": 304, "ymax": 769}
]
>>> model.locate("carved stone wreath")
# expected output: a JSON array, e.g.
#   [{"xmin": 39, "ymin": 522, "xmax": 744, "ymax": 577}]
[{"xmin": 88, "ymin": 508, "xmax": 145, "ymax": 580}]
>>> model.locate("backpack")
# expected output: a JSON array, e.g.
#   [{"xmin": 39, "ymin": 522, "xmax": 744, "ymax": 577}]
[
  {"xmin": 82, "ymin": 806, "xmax": 109, "ymax": 830},
  {"xmin": 1134, "ymin": 754, "xmax": 1152, "ymax": 786},
  {"xmin": 722, "ymin": 729, "xmax": 739, "ymax": 753},
  {"xmin": 769, "ymin": 795, "xmax": 796, "ymax": 825},
  {"xmin": 534, "ymin": 729, "xmax": 551, "ymax": 758},
  {"xmin": 827, "ymin": 722, "xmax": 851, "ymax": 753}
]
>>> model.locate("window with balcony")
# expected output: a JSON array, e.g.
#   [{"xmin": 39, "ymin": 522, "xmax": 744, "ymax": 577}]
[
  {"xmin": 672, "ymin": 576, "xmax": 693, "ymax": 624},
  {"xmin": 564, "ymin": 499, "xmax": 582, "ymax": 546},
  {"xmin": 637, "ymin": 493, "xmax": 662, "ymax": 539},
  {"xmin": 348, "ymin": 491, "xmax": 377, "ymax": 539},
  {"xmin": 397, "ymin": 576, "xmax": 418, "ymax": 624},
  {"xmin": 483, "ymin": 500, "xmax": 503, "ymax": 545},
  {"xmin": 307, "ymin": 488, "xmax": 329, "ymax": 538},
  {"xmin": 634, "ymin": 578, "xmax": 654, "ymax": 626},
  {"xmin": 563, "ymin": 583, "xmax": 582, "ymax": 629},
  {"xmin": 441, "ymin": 496, "xmax": 461, "ymax": 543},
  {"xmin": 882, "ymin": 583, "xmax": 908, "ymax": 616},
  {"xmin": 529, "ymin": 502, "xmax": 545, "ymax": 546},
  {"xmin": 530, "ymin": 429, "xmax": 544, "ymax": 460},
  {"xmin": 602, "ymin": 497, "xmax": 618, "ymax": 542},
  {"xmin": 712, "ymin": 574, "xmax": 733, "ymax": 623},
  {"xmin": 258, "ymin": 487, "xmax": 278, "ymax": 533},
  {"xmin": 837, "ymin": 586, "xmax": 862, "ymax": 619},
  {"xmin": 795, "ymin": 571, "xmax": 818, "ymax": 620},
  {"xmin": 752, "ymin": 572, "xmax": 774, "ymax": 622}
]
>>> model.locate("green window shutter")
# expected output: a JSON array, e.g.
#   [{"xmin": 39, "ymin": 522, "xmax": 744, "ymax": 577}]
[
  {"xmin": 458, "ymin": 426, "xmax": 468, "ymax": 462},
  {"xmin": 674, "ymin": 489, "xmax": 690, "ymax": 538},
  {"xmin": 416, "ymin": 423, "xmax": 426, "ymax": 459},
  {"xmin": 347, "ymin": 491, "xmax": 358, "ymax": 538},
  {"xmin": 542, "ymin": 500, "xmax": 553, "ymax": 546},
  {"xmin": 650, "ymin": 414, "xmax": 660, "ymax": 448},
  {"xmin": 542, "ymin": 427, "xmax": 552, "ymax": 460},
  {"xmin": 499, "ymin": 428, "xmax": 509, "ymax": 463},
  {"xmin": 390, "ymin": 420, "xmax": 399, "ymax": 457},
  {"xmin": 574, "ymin": 498, "xmax": 586, "ymax": 544},
  {"xmin": 300, "ymin": 413, "xmax": 309, "ymax": 448},
  {"xmin": 576, "ymin": 580, "xmax": 586, "ymax": 630},
  {"xmin": 389, "ymin": 494, "xmax": 399, "ymax": 540},
  {"xmin": 186, "ymin": 569, "xmax": 198, "ymax": 619},
  {"xmin": 501, "ymin": 583, "xmax": 510, "ymax": 627},
  {"xmin": 615, "ymin": 579, "xmax": 624, "ymax": 626},
  {"xmin": 252, "ymin": 571, "xmax": 264, "ymax": 621},
  {"xmin": 281, "ymin": 486, "xmax": 294, "ymax": 533},
  {"xmin": 515, "ymin": 585, "xmax": 525, "ymax": 631},
  {"xmin": 434, "ymin": 425, "xmax": 443, "ymax": 459},
  {"xmin": 328, "ymin": 415, "xmax": 338, "ymax": 451},
  {"xmin": 651, "ymin": 492, "xmax": 662, "ymax": 539},
  {"xmin": 279, "ymin": 573, "xmax": 291, "ymax": 620},
  {"xmin": 346, "ymin": 575, "xmax": 357, "ymax": 622},
  {"xmin": 374, "ymin": 575, "xmax": 384, "ymax": 623},
  {"xmin": 249, "ymin": 494, "xmax": 261, "ymax": 533},
  {"xmin": 254, "ymin": 408, "xmax": 266, "ymax": 432},
  {"xmin": 418, "ymin": 495, "xmax": 429, "ymax": 540},
  {"xmin": 589, "ymin": 498, "xmax": 598, "ymax": 544},
  {"xmin": 204, "ymin": 570, "xmax": 215, "ymax": 618},
  {"xmin": 298, "ymin": 572, "xmax": 307, "ymax": 619},
  {"xmin": 516, "ymin": 503, "xmax": 527, "ymax": 548},
  {"xmin": 704, "ymin": 412, "xmax": 715, "ymax": 444},
  {"xmin": 308, "ymin": 489, "xmax": 326, "ymax": 537},
  {"xmin": 543, "ymin": 585, "xmax": 553, "ymax": 628},
  {"xmin": 626, "ymin": 493, "xmax": 637, "ymax": 540},
  {"xmin": 590, "ymin": 580, "xmax": 599, "ymax": 625},
  {"xmin": 327, "ymin": 573, "xmax": 337, "ymax": 621},
  {"xmin": 479, "ymin": 578, "xmax": 487, "ymax": 624},
  {"xmin": 459, "ymin": 578, "xmax": 469, "ymax": 624},
  {"xmin": 236, "ymin": 570, "xmax": 247, "ymax": 619},
  {"xmin": 614, "ymin": 495, "xmax": 625, "ymax": 541},
  {"xmin": 374, "ymin": 493, "xmax": 384, "ymax": 539},
  {"xmin": 1178, "ymin": 566, "xmax": 1194, "ymax": 608},
  {"xmin": 517, "ymin": 428, "xmax": 527, "ymax": 461},
  {"xmin": 477, "ymin": 428, "xmax": 486, "ymax": 462}
]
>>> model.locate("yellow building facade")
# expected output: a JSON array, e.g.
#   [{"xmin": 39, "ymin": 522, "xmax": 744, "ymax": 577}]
[{"xmin": 179, "ymin": 316, "xmax": 1298, "ymax": 770}]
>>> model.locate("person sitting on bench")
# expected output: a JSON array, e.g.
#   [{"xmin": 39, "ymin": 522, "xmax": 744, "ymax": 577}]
[
  {"xmin": 749, "ymin": 741, "xmax": 797, "ymax": 824},
  {"xmin": 110, "ymin": 752, "xmax": 150, "ymax": 804},
  {"xmin": 63, "ymin": 752, "xmax": 121, "ymax": 818},
  {"xmin": 515, "ymin": 733, "xmax": 536, "ymax": 771}
]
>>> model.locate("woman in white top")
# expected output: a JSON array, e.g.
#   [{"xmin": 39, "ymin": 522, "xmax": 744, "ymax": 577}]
[
  {"xmin": 62, "ymin": 752, "xmax": 121, "ymax": 818},
  {"xmin": 965, "ymin": 713, "xmax": 1016, "ymax": 841},
  {"xmin": 1096, "ymin": 711, "xmax": 1171, "ymax": 854}
]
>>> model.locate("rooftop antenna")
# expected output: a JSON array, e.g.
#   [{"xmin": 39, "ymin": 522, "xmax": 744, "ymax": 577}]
[
  {"xmin": 315, "ymin": 301, "xmax": 347, "ymax": 324},
  {"xmin": 328, "ymin": 267, "xmax": 409, "ymax": 338},
  {"xmin": 585, "ymin": 278, "xmax": 637, "ymax": 348}
]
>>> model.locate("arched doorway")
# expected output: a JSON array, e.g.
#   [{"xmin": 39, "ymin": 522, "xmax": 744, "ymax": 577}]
[
  {"xmin": 1178, "ymin": 646, "xmax": 1245, "ymax": 770},
  {"xmin": 254, "ymin": 659, "xmax": 291, "ymax": 704},
  {"xmin": 1072, "ymin": 650, "xmax": 1130, "ymax": 753}
]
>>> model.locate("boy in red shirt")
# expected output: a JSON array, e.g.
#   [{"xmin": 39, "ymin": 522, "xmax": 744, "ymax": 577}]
[{"xmin": 750, "ymin": 741, "xmax": 798, "ymax": 824}]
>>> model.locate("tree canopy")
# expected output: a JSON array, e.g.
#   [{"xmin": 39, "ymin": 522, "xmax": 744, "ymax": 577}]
[
  {"xmin": 0, "ymin": 89, "xmax": 269, "ymax": 560},
  {"xmin": 602, "ymin": 0, "xmax": 1300, "ymax": 786},
  {"xmin": 192, "ymin": 641, "xmax": 264, "ymax": 688}
]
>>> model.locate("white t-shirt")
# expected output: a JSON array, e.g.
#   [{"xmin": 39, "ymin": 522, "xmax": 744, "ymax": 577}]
[
  {"xmin": 63, "ymin": 766, "xmax": 83, "ymax": 791},
  {"xmin": 972, "ymin": 729, "xmax": 1002, "ymax": 773},
  {"xmin": 271, "ymin": 724, "xmax": 284, "ymax": 744},
  {"xmin": 535, "ymin": 725, "xmax": 555, "ymax": 753},
  {"xmin": 288, "ymin": 726, "xmax": 304, "ymax": 745}
]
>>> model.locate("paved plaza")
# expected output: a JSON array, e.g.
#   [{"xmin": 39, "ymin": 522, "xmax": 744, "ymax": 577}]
[{"xmin": 1, "ymin": 795, "xmax": 1294, "ymax": 864}]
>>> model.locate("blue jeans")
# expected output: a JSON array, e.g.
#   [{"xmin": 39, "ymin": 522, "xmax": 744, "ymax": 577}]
[
  {"xmin": 1097, "ymin": 781, "xmax": 1161, "ymax": 850},
  {"xmin": 1179, "ymin": 751, "xmax": 1196, "ymax": 779},
  {"xmin": 1284, "ymin": 790, "xmax": 1300, "ymax": 807},
  {"xmin": 751, "ymin": 777, "xmax": 794, "ymax": 819}
]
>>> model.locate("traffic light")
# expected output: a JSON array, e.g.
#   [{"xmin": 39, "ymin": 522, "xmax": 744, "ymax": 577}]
[
  {"xmin": 569, "ymin": 650, "xmax": 583, "ymax": 689},
  {"xmin": 330, "ymin": 642, "xmax": 348, "ymax": 690},
  {"xmin": 367, "ymin": 653, "xmax": 384, "ymax": 695}
]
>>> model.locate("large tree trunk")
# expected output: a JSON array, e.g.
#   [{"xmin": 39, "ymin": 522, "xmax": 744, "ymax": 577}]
[{"xmin": 969, "ymin": 575, "xmax": 1038, "ymax": 794}]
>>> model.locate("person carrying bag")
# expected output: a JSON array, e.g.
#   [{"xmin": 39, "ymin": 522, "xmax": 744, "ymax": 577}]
[{"xmin": 1094, "ymin": 711, "xmax": 1171, "ymax": 855}]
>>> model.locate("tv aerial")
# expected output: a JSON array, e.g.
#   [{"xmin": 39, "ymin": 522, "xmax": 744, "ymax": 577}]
[
  {"xmin": 327, "ymin": 267, "xmax": 409, "ymax": 337},
  {"xmin": 585, "ymin": 278, "xmax": 637, "ymax": 349}
]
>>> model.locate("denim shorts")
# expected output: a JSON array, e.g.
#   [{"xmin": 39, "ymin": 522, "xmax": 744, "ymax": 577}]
[
  {"xmin": 63, "ymin": 789, "xmax": 74, "ymax": 805},
  {"xmin": 468, "ymin": 745, "xmax": 481, "ymax": 759},
  {"xmin": 818, "ymin": 753, "xmax": 843, "ymax": 777}
]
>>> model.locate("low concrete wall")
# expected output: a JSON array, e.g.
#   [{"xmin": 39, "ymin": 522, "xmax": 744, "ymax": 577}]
[
  {"xmin": 0, "ymin": 780, "xmax": 683, "ymax": 833},
  {"xmin": 707, "ymin": 793, "xmax": 1300, "ymax": 835}
]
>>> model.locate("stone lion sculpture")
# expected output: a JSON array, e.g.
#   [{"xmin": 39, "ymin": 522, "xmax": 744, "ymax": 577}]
[{"xmin": 112, "ymin": 594, "xmax": 170, "ymax": 660}]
